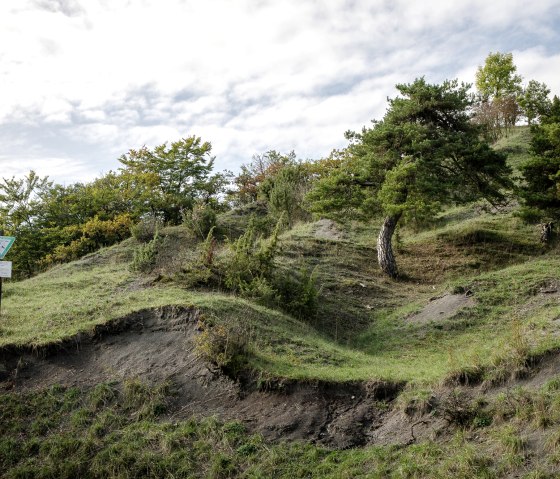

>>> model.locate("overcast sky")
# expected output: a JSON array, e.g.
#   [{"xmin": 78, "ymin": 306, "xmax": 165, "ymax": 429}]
[{"xmin": 1, "ymin": 0, "xmax": 560, "ymax": 184}]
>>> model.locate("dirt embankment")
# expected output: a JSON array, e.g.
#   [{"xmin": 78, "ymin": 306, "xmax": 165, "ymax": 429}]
[
  {"xmin": 3, "ymin": 305, "xmax": 560, "ymax": 450},
  {"xmin": 0, "ymin": 306, "xmax": 403, "ymax": 449}
]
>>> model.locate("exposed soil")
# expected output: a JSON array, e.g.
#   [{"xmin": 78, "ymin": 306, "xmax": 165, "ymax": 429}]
[
  {"xmin": 406, "ymin": 293, "xmax": 476, "ymax": 325},
  {"xmin": 313, "ymin": 219, "xmax": 346, "ymax": 241},
  {"xmin": 3, "ymin": 306, "xmax": 560, "ymax": 451},
  {"xmin": 0, "ymin": 306, "xmax": 404, "ymax": 449}
]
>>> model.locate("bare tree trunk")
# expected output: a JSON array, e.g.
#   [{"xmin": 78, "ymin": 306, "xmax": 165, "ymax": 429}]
[{"xmin": 377, "ymin": 214, "xmax": 401, "ymax": 278}]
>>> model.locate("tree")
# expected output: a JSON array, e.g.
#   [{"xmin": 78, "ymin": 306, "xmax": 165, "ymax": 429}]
[
  {"xmin": 519, "ymin": 96, "xmax": 560, "ymax": 225},
  {"xmin": 232, "ymin": 150, "xmax": 295, "ymax": 205},
  {"xmin": 309, "ymin": 78, "xmax": 512, "ymax": 278},
  {"xmin": 518, "ymin": 80, "xmax": 551, "ymax": 125},
  {"xmin": 0, "ymin": 171, "xmax": 51, "ymax": 232},
  {"xmin": 475, "ymin": 52, "xmax": 522, "ymax": 100},
  {"xmin": 118, "ymin": 136, "xmax": 221, "ymax": 224},
  {"xmin": 474, "ymin": 52, "xmax": 523, "ymax": 139}
]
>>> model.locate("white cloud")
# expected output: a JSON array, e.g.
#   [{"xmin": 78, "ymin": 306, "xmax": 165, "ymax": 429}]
[{"xmin": 1, "ymin": 0, "xmax": 560, "ymax": 183}]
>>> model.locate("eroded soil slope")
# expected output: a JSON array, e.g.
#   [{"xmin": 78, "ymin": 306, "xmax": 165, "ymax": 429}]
[{"xmin": 0, "ymin": 306, "xmax": 403, "ymax": 449}]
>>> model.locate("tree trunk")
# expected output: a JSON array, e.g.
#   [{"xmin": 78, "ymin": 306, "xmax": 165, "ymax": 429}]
[
  {"xmin": 540, "ymin": 222, "xmax": 554, "ymax": 245},
  {"xmin": 377, "ymin": 214, "xmax": 401, "ymax": 279}
]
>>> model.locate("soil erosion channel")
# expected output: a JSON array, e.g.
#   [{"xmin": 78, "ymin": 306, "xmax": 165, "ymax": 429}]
[{"xmin": 0, "ymin": 306, "xmax": 404, "ymax": 449}]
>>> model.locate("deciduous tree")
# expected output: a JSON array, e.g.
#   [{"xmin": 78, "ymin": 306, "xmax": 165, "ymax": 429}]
[
  {"xmin": 118, "ymin": 136, "xmax": 222, "ymax": 224},
  {"xmin": 518, "ymin": 80, "xmax": 551, "ymax": 126},
  {"xmin": 474, "ymin": 52, "xmax": 523, "ymax": 139}
]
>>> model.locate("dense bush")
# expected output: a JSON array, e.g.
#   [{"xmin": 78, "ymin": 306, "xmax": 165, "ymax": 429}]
[
  {"xmin": 130, "ymin": 230, "xmax": 165, "ymax": 273},
  {"xmin": 130, "ymin": 216, "xmax": 163, "ymax": 243},
  {"xmin": 42, "ymin": 214, "xmax": 133, "ymax": 266}
]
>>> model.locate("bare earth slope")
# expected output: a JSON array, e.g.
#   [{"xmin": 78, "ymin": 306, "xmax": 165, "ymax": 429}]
[{"xmin": 0, "ymin": 306, "xmax": 403, "ymax": 449}]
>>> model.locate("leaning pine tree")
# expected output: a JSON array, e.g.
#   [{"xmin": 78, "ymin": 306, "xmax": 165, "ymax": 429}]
[{"xmin": 308, "ymin": 78, "xmax": 512, "ymax": 278}]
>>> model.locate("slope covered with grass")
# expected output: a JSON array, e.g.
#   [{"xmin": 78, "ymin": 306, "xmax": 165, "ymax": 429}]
[{"xmin": 3, "ymin": 126, "xmax": 560, "ymax": 477}]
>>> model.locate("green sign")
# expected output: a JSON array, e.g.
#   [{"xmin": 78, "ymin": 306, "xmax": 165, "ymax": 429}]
[{"xmin": 0, "ymin": 236, "xmax": 15, "ymax": 259}]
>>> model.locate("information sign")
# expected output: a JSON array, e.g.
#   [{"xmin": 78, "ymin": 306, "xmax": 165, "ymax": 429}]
[
  {"xmin": 0, "ymin": 237, "xmax": 15, "ymax": 259},
  {"xmin": 0, "ymin": 261, "xmax": 12, "ymax": 278}
]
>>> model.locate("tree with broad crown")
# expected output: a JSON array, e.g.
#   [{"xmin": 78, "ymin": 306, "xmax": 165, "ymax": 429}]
[
  {"xmin": 475, "ymin": 52, "xmax": 522, "ymax": 100},
  {"xmin": 308, "ymin": 78, "xmax": 512, "ymax": 278},
  {"xmin": 118, "ymin": 136, "xmax": 224, "ymax": 224}
]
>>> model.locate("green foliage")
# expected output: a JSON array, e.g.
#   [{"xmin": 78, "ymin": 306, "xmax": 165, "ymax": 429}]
[
  {"xmin": 176, "ymin": 227, "xmax": 218, "ymax": 286},
  {"xmin": 231, "ymin": 150, "xmax": 295, "ymax": 206},
  {"xmin": 222, "ymin": 216, "xmax": 280, "ymax": 296},
  {"xmin": 475, "ymin": 52, "xmax": 522, "ymax": 100},
  {"xmin": 261, "ymin": 163, "xmax": 312, "ymax": 226},
  {"xmin": 310, "ymin": 77, "xmax": 511, "ymax": 225},
  {"xmin": 0, "ymin": 170, "xmax": 51, "ymax": 232},
  {"xmin": 182, "ymin": 200, "xmax": 217, "ymax": 239},
  {"xmin": 272, "ymin": 265, "xmax": 319, "ymax": 320},
  {"xmin": 130, "ymin": 230, "xmax": 164, "ymax": 273},
  {"xmin": 309, "ymin": 77, "xmax": 512, "ymax": 276},
  {"xmin": 119, "ymin": 136, "xmax": 227, "ymax": 224},
  {"xmin": 42, "ymin": 214, "xmax": 133, "ymax": 267},
  {"xmin": 474, "ymin": 52, "xmax": 523, "ymax": 140},
  {"xmin": 518, "ymin": 80, "xmax": 551, "ymax": 125},
  {"xmin": 519, "ymin": 96, "xmax": 560, "ymax": 222}
]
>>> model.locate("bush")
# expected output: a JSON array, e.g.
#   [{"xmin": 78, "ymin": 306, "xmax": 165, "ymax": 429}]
[
  {"xmin": 194, "ymin": 322, "xmax": 249, "ymax": 373},
  {"xmin": 220, "ymin": 217, "xmax": 318, "ymax": 318},
  {"xmin": 41, "ymin": 214, "xmax": 133, "ymax": 266},
  {"xmin": 130, "ymin": 230, "xmax": 165, "ymax": 273},
  {"xmin": 131, "ymin": 216, "xmax": 163, "ymax": 243},
  {"xmin": 177, "ymin": 227, "xmax": 218, "ymax": 287},
  {"xmin": 272, "ymin": 266, "xmax": 318, "ymax": 319},
  {"xmin": 222, "ymin": 216, "xmax": 279, "ymax": 293},
  {"xmin": 183, "ymin": 202, "xmax": 217, "ymax": 239}
]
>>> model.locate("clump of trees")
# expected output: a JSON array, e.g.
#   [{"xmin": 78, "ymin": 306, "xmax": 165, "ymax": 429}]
[
  {"xmin": 473, "ymin": 52, "xmax": 552, "ymax": 140},
  {"xmin": 0, "ymin": 136, "xmax": 229, "ymax": 278}
]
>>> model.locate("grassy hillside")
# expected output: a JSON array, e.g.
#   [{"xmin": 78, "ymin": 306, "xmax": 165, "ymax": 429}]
[{"xmin": 3, "ymin": 127, "xmax": 560, "ymax": 477}]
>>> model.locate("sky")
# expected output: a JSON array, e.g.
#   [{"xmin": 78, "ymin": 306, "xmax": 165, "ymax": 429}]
[{"xmin": 1, "ymin": 0, "xmax": 560, "ymax": 185}]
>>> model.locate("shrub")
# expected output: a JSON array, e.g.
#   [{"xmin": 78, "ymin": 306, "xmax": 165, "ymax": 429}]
[
  {"xmin": 41, "ymin": 214, "xmax": 133, "ymax": 266},
  {"xmin": 177, "ymin": 227, "xmax": 218, "ymax": 287},
  {"xmin": 272, "ymin": 266, "xmax": 318, "ymax": 319},
  {"xmin": 130, "ymin": 230, "xmax": 164, "ymax": 273},
  {"xmin": 183, "ymin": 202, "xmax": 217, "ymax": 239},
  {"xmin": 131, "ymin": 216, "xmax": 163, "ymax": 243},
  {"xmin": 222, "ymin": 216, "xmax": 280, "ymax": 294},
  {"xmin": 194, "ymin": 322, "xmax": 249, "ymax": 373}
]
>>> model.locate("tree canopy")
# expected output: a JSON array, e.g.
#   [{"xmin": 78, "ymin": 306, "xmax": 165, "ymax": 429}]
[
  {"xmin": 518, "ymin": 80, "xmax": 552, "ymax": 126},
  {"xmin": 309, "ymin": 77, "xmax": 512, "ymax": 277},
  {"xmin": 520, "ymin": 96, "xmax": 560, "ymax": 222},
  {"xmin": 473, "ymin": 52, "xmax": 524, "ymax": 140},
  {"xmin": 475, "ymin": 52, "xmax": 522, "ymax": 100},
  {"xmin": 118, "ymin": 136, "xmax": 228, "ymax": 224}
]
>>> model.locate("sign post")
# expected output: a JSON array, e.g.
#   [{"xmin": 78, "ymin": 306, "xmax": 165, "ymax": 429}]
[{"xmin": 0, "ymin": 235, "xmax": 15, "ymax": 316}]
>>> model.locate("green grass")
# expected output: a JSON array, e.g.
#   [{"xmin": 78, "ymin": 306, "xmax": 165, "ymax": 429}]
[
  {"xmin": 493, "ymin": 125, "xmax": 533, "ymax": 173},
  {"xmin": 1, "ymin": 211, "xmax": 558, "ymax": 387},
  {"xmin": 5, "ymin": 380, "xmax": 560, "ymax": 478}
]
